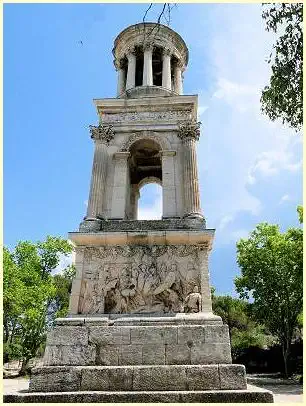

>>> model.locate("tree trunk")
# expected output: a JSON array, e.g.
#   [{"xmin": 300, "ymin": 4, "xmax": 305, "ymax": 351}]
[
  {"xmin": 19, "ymin": 358, "xmax": 30, "ymax": 376},
  {"xmin": 282, "ymin": 339, "xmax": 291, "ymax": 378}
]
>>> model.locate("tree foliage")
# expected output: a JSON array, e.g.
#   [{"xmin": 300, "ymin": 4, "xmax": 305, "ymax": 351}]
[
  {"xmin": 261, "ymin": 3, "xmax": 303, "ymax": 130},
  {"xmin": 235, "ymin": 217, "xmax": 303, "ymax": 376},
  {"xmin": 211, "ymin": 292, "xmax": 274, "ymax": 359},
  {"xmin": 3, "ymin": 236, "xmax": 74, "ymax": 373}
]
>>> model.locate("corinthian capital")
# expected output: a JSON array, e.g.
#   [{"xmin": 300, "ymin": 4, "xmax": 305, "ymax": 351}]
[
  {"xmin": 177, "ymin": 120, "xmax": 201, "ymax": 141},
  {"xmin": 89, "ymin": 124, "xmax": 115, "ymax": 144}
]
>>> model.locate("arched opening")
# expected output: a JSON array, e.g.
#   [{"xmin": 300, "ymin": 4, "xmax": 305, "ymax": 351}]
[
  {"xmin": 138, "ymin": 182, "xmax": 162, "ymax": 220},
  {"xmin": 127, "ymin": 138, "xmax": 163, "ymax": 220}
]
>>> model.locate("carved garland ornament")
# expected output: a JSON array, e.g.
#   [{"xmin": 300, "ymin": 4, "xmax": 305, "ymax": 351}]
[
  {"xmin": 177, "ymin": 120, "xmax": 201, "ymax": 141},
  {"xmin": 120, "ymin": 132, "xmax": 170, "ymax": 152},
  {"xmin": 89, "ymin": 124, "xmax": 115, "ymax": 144}
]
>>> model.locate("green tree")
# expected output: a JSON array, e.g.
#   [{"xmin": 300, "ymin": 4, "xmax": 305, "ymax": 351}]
[
  {"xmin": 3, "ymin": 236, "xmax": 74, "ymax": 374},
  {"xmin": 235, "ymin": 217, "xmax": 303, "ymax": 377},
  {"xmin": 261, "ymin": 3, "xmax": 303, "ymax": 131},
  {"xmin": 212, "ymin": 292, "xmax": 273, "ymax": 359},
  {"xmin": 51, "ymin": 265, "xmax": 76, "ymax": 319}
]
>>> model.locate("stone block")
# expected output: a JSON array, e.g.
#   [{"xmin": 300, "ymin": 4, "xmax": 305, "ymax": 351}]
[
  {"xmin": 204, "ymin": 325, "xmax": 230, "ymax": 343},
  {"xmin": 44, "ymin": 344, "xmax": 96, "ymax": 366},
  {"xmin": 186, "ymin": 365, "xmax": 220, "ymax": 390},
  {"xmin": 81, "ymin": 368, "xmax": 109, "ymax": 391},
  {"xmin": 47, "ymin": 326, "xmax": 88, "ymax": 346},
  {"xmin": 133, "ymin": 365, "xmax": 187, "ymax": 391},
  {"xmin": 89, "ymin": 326, "xmax": 130, "ymax": 345},
  {"xmin": 29, "ymin": 367, "xmax": 81, "ymax": 392},
  {"xmin": 219, "ymin": 364, "xmax": 247, "ymax": 389},
  {"xmin": 142, "ymin": 344, "xmax": 165, "ymax": 365},
  {"xmin": 118, "ymin": 345, "xmax": 142, "ymax": 365},
  {"xmin": 130, "ymin": 326, "xmax": 177, "ymax": 345},
  {"xmin": 165, "ymin": 344, "xmax": 190, "ymax": 365},
  {"xmin": 177, "ymin": 325, "xmax": 205, "ymax": 345},
  {"xmin": 108, "ymin": 367, "xmax": 134, "ymax": 391},
  {"xmin": 190, "ymin": 343, "xmax": 232, "ymax": 364},
  {"xmin": 97, "ymin": 345, "xmax": 119, "ymax": 366}
]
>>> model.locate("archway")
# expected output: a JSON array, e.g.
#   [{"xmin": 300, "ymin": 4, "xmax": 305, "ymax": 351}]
[{"xmin": 138, "ymin": 181, "xmax": 162, "ymax": 220}]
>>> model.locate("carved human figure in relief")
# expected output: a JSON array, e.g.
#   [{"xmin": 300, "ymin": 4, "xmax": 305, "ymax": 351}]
[{"xmin": 183, "ymin": 286, "xmax": 202, "ymax": 313}]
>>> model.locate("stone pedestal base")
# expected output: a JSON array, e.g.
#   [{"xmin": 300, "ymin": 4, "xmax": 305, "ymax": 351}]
[{"xmin": 6, "ymin": 316, "xmax": 274, "ymax": 403}]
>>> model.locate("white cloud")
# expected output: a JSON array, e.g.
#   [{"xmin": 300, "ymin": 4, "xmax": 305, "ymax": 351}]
[
  {"xmin": 219, "ymin": 215, "xmax": 234, "ymax": 230},
  {"xmin": 279, "ymin": 194, "xmax": 291, "ymax": 205},
  {"xmin": 195, "ymin": 4, "xmax": 302, "ymax": 229},
  {"xmin": 52, "ymin": 253, "xmax": 74, "ymax": 275},
  {"xmin": 84, "ymin": 200, "xmax": 88, "ymax": 207}
]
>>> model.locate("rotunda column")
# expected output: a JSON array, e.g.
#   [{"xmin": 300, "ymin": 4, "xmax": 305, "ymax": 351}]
[
  {"xmin": 162, "ymin": 48, "xmax": 172, "ymax": 90},
  {"xmin": 178, "ymin": 121, "xmax": 203, "ymax": 218},
  {"xmin": 126, "ymin": 50, "xmax": 136, "ymax": 89},
  {"xmin": 86, "ymin": 125, "xmax": 114, "ymax": 220},
  {"xmin": 143, "ymin": 44, "xmax": 153, "ymax": 86},
  {"xmin": 174, "ymin": 61, "xmax": 184, "ymax": 95},
  {"xmin": 116, "ymin": 59, "xmax": 126, "ymax": 96}
]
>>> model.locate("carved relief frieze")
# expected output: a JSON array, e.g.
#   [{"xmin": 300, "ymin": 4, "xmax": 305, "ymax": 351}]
[
  {"xmin": 100, "ymin": 110, "xmax": 192, "ymax": 123},
  {"xmin": 78, "ymin": 244, "xmax": 205, "ymax": 315}
]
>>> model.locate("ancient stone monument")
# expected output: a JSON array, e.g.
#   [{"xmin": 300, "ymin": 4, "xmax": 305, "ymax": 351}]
[{"xmin": 6, "ymin": 23, "xmax": 273, "ymax": 402}]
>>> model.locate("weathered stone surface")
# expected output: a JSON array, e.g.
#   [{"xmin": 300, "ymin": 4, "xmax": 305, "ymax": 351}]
[
  {"xmin": 204, "ymin": 325, "xmax": 230, "ymax": 343},
  {"xmin": 177, "ymin": 325, "xmax": 206, "ymax": 345},
  {"xmin": 44, "ymin": 344, "xmax": 96, "ymax": 366},
  {"xmin": 219, "ymin": 364, "xmax": 247, "ymax": 390},
  {"xmin": 190, "ymin": 343, "xmax": 232, "ymax": 364},
  {"xmin": 4, "ymin": 388, "xmax": 275, "ymax": 403},
  {"xmin": 29, "ymin": 368, "xmax": 81, "ymax": 392},
  {"xmin": 133, "ymin": 366, "xmax": 187, "ymax": 391},
  {"xmin": 118, "ymin": 345, "xmax": 142, "ymax": 365},
  {"xmin": 165, "ymin": 344, "xmax": 190, "ymax": 365},
  {"xmin": 47, "ymin": 326, "xmax": 88, "ymax": 346},
  {"xmin": 130, "ymin": 326, "xmax": 177, "ymax": 345},
  {"xmin": 97, "ymin": 345, "xmax": 119, "ymax": 366},
  {"xmin": 89, "ymin": 326, "xmax": 130, "ymax": 345},
  {"xmin": 81, "ymin": 368, "xmax": 109, "ymax": 391},
  {"xmin": 142, "ymin": 344, "xmax": 165, "ymax": 364},
  {"xmin": 186, "ymin": 365, "xmax": 220, "ymax": 390}
]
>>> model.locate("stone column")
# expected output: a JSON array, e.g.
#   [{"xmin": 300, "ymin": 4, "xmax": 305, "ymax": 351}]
[
  {"xmin": 162, "ymin": 48, "xmax": 172, "ymax": 90},
  {"xmin": 68, "ymin": 248, "xmax": 85, "ymax": 315},
  {"xmin": 197, "ymin": 245, "xmax": 213, "ymax": 313},
  {"xmin": 142, "ymin": 44, "xmax": 153, "ymax": 86},
  {"xmin": 174, "ymin": 61, "xmax": 184, "ymax": 95},
  {"xmin": 178, "ymin": 121, "xmax": 203, "ymax": 218},
  {"xmin": 116, "ymin": 63, "xmax": 126, "ymax": 96},
  {"xmin": 110, "ymin": 152, "xmax": 130, "ymax": 219},
  {"xmin": 161, "ymin": 150, "xmax": 177, "ymax": 218},
  {"xmin": 126, "ymin": 50, "xmax": 136, "ymax": 90},
  {"xmin": 86, "ymin": 125, "xmax": 114, "ymax": 220}
]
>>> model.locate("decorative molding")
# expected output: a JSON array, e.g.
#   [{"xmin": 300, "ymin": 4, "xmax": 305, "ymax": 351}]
[
  {"xmin": 101, "ymin": 110, "xmax": 192, "ymax": 123},
  {"xmin": 177, "ymin": 120, "xmax": 201, "ymax": 141},
  {"xmin": 89, "ymin": 124, "xmax": 115, "ymax": 144},
  {"xmin": 120, "ymin": 132, "xmax": 170, "ymax": 152}
]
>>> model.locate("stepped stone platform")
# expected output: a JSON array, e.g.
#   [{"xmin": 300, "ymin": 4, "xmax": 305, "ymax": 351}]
[{"xmin": 4, "ymin": 315, "xmax": 274, "ymax": 403}]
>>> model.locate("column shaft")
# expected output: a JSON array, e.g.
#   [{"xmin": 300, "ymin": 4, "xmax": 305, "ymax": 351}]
[
  {"xmin": 162, "ymin": 50, "xmax": 172, "ymax": 90},
  {"xmin": 182, "ymin": 138, "xmax": 201, "ymax": 216},
  {"xmin": 198, "ymin": 247, "xmax": 213, "ymax": 313},
  {"xmin": 143, "ymin": 47, "xmax": 153, "ymax": 86},
  {"xmin": 111, "ymin": 152, "xmax": 130, "ymax": 219},
  {"xmin": 174, "ymin": 64, "xmax": 183, "ymax": 94},
  {"xmin": 86, "ymin": 141, "xmax": 108, "ymax": 219},
  {"xmin": 117, "ymin": 68, "xmax": 125, "ymax": 96},
  {"xmin": 161, "ymin": 151, "xmax": 177, "ymax": 218},
  {"xmin": 126, "ymin": 53, "xmax": 136, "ymax": 89}
]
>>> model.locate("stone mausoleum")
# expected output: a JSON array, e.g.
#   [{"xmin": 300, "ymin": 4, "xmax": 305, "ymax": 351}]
[{"xmin": 7, "ymin": 23, "xmax": 273, "ymax": 403}]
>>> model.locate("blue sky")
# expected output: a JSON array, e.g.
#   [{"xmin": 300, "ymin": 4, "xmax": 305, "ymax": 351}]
[{"xmin": 4, "ymin": 3, "xmax": 302, "ymax": 295}]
